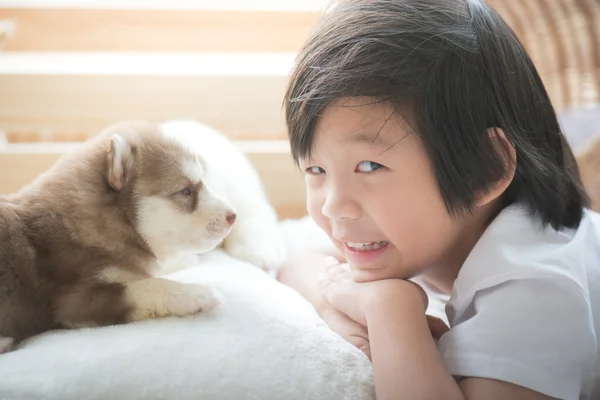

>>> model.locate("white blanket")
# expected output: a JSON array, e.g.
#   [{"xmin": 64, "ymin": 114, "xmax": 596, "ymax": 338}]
[{"xmin": 0, "ymin": 248, "xmax": 374, "ymax": 400}]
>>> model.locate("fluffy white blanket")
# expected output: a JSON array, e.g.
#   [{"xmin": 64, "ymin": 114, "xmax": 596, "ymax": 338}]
[{"xmin": 0, "ymin": 223, "xmax": 374, "ymax": 399}]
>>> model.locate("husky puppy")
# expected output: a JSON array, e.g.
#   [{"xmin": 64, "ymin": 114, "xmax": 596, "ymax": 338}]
[{"xmin": 0, "ymin": 120, "xmax": 285, "ymax": 352}]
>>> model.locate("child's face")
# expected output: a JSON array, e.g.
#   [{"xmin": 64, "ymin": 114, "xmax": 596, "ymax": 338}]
[{"xmin": 301, "ymin": 97, "xmax": 475, "ymax": 283}]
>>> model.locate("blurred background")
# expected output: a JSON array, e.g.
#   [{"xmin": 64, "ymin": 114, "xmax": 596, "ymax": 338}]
[{"xmin": 0, "ymin": 0, "xmax": 598, "ymax": 217}]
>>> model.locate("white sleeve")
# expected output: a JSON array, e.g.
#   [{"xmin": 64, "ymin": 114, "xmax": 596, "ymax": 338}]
[{"xmin": 438, "ymin": 277, "xmax": 597, "ymax": 400}]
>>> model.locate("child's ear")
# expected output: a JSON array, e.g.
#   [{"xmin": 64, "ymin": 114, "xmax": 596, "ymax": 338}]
[
  {"xmin": 476, "ymin": 128, "xmax": 517, "ymax": 207},
  {"xmin": 107, "ymin": 134, "xmax": 135, "ymax": 191}
]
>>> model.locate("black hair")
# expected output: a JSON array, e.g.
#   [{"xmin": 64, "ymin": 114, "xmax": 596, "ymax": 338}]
[{"xmin": 284, "ymin": 0, "xmax": 589, "ymax": 229}]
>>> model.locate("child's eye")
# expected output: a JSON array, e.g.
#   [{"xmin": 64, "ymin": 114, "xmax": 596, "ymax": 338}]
[
  {"xmin": 356, "ymin": 161, "xmax": 383, "ymax": 172},
  {"xmin": 305, "ymin": 166, "xmax": 325, "ymax": 175}
]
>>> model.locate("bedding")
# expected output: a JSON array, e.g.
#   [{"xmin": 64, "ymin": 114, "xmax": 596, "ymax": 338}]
[{"xmin": 0, "ymin": 219, "xmax": 374, "ymax": 400}]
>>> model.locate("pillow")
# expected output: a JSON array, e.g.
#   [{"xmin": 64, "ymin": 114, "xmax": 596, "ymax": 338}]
[{"xmin": 0, "ymin": 250, "xmax": 374, "ymax": 400}]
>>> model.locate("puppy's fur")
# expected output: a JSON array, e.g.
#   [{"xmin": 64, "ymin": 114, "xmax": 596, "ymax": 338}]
[
  {"xmin": 0, "ymin": 121, "xmax": 247, "ymax": 348},
  {"xmin": 578, "ymin": 136, "xmax": 600, "ymax": 212},
  {"xmin": 159, "ymin": 120, "xmax": 287, "ymax": 272}
]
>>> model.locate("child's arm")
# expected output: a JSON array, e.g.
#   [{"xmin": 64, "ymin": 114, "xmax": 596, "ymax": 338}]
[
  {"xmin": 320, "ymin": 263, "xmax": 553, "ymax": 400},
  {"xmin": 365, "ymin": 285, "xmax": 463, "ymax": 399},
  {"xmin": 365, "ymin": 288, "xmax": 552, "ymax": 400}
]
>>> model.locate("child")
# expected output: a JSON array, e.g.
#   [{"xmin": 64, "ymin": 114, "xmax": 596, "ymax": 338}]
[{"xmin": 277, "ymin": 0, "xmax": 600, "ymax": 399}]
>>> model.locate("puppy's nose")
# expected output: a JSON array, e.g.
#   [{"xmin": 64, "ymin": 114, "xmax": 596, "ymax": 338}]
[{"xmin": 226, "ymin": 212, "xmax": 237, "ymax": 225}]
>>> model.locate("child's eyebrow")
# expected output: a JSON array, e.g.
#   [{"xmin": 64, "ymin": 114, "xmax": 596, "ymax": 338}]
[{"xmin": 343, "ymin": 131, "xmax": 395, "ymax": 148}]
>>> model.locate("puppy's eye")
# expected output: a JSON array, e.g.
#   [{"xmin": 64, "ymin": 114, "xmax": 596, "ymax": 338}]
[{"xmin": 181, "ymin": 187, "xmax": 192, "ymax": 196}]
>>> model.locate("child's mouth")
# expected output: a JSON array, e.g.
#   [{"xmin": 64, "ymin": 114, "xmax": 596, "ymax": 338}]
[
  {"xmin": 345, "ymin": 241, "xmax": 389, "ymax": 252},
  {"xmin": 343, "ymin": 241, "xmax": 390, "ymax": 270}
]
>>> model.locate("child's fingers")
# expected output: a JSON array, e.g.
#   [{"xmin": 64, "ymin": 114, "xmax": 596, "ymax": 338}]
[
  {"xmin": 317, "ymin": 272, "xmax": 332, "ymax": 286},
  {"xmin": 317, "ymin": 306, "xmax": 370, "ymax": 359},
  {"xmin": 327, "ymin": 263, "xmax": 352, "ymax": 282},
  {"xmin": 324, "ymin": 256, "xmax": 350, "ymax": 282},
  {"xmin": 328, "ymin": 264, "xmax": 347, "ymax": 279},
  {"xmin": 325, "ymin": 256, "xmax": 340, "ymax": 266}
]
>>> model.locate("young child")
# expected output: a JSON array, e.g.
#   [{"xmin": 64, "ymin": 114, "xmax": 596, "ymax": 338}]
[{"xmin": 277, "ymin": 0, "xmax": 600, "ymax": 399}]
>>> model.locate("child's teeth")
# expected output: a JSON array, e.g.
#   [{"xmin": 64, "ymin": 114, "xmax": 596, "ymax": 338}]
[{"xmin": 347, "ymin": 241, "xmax": 388, "ymax": 251}]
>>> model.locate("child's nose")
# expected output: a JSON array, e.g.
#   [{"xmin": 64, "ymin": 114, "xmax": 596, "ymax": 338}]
[{"xmin": 321, "ymin": 189, "xmax": 362, "ymax": 221}]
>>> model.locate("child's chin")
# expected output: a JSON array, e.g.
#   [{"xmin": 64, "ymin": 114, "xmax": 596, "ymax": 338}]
[
  {"xmin": 349, "ymin": 265, "xmax": 387, "ymax": 282},
  {"xmin": 349, "ymin": 263, "xmax": 410, "ymax": 282}
]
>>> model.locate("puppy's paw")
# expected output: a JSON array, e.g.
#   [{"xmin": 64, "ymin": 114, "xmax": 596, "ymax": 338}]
[
  {"xmin": 127, "ymin": 278, "xmax": 224, "ymax": 321},
  {"xmin": 226, "ymin": 232, "xmax": 288, "ymax": 272},
  {"xmin": 169, "ymin": 283, "xmax": 224, "ymax": 317},
  {"xmin": 0, "ymin": 337, "xmax": 14, "ymax": 354}
]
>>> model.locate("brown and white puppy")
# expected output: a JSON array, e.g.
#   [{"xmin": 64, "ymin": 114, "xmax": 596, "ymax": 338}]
[{"xmin": 0, "ymin": 121, "xmax": 235, "ymax": 351}]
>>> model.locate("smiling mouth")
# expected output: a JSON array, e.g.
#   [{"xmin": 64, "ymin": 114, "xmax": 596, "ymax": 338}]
[{"xmin": 345, "ymin": 241, "xmax": 389, "ymax": 251}]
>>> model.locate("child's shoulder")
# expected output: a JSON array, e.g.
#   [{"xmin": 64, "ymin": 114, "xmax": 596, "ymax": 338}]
[
  {"xmin": 441, "ymin": 204, "xmax": 600, "ymax": 400},
  {"xmin": 453, "ymin": 203, "xmax": 600, "ymax": 302}
]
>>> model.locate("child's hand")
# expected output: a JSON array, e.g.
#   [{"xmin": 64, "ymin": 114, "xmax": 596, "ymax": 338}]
[
  {"xmin": 276, "ymin": 253, "xmax": 371, "ymax": 358},
  {"xmin": 318, "ymin": 260, "xmax": 429, "ymax": 327},
  {"xmin": 318, "ymin": 303, "xmax": 371, "ymax": 359}
]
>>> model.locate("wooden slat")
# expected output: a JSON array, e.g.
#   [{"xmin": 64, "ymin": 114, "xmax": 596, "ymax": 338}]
[
  {"xmin": 0, "ymin": 53, "xmax": 293, "ymax": 142},
  {"xmin": 0, "ymin": 141, "xmax": 308, "ymax": 220},
  {"xmin": 0, "ymin": 0, "xmax": 326, "ymax": 11},
  {"xmin": 0, "ymin": 2, "xmax": 597, "ymax": 145},
  {"xmin": 0, "ymin": 8, "xmax": 321, "ymax": 52}
]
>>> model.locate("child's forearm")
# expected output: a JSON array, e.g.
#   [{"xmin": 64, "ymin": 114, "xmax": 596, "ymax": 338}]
[{"xmin": 365, "ymin": 289, "xmax": 464, "ymax": 400}]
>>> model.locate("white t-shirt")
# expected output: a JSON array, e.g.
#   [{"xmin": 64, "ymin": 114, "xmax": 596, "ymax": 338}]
[{"xmin": 435, "ymin": 204, "xmax": 600, "ymax": 400}]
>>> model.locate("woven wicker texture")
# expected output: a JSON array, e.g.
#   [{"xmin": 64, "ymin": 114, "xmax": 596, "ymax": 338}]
[{"xmin": 490, "ymin": 0, "xmax": 600, "ymax": 110}]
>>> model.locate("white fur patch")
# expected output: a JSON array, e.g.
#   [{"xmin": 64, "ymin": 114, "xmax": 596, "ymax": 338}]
[
  {"xmin": 108, "ymin": 134, "xmax": 135, "ymax": 190},
  {"xmin": 181, "ymin": 157, "xmax": 203, "ymax": 184},
  {"xmin": 160, "ymin": 119, "xmax": 288, "ymax": 271},
  {"xmin": 125, "ymin": 278, "xmax": 223, "ymax": 321},
  {"xmin": 136, "ymin": 192, "xmax": 233, "ymax": 261}
]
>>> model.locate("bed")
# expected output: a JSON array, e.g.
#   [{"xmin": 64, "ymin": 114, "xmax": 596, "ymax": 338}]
[{"xmin": 0, "ymin": 218, "xmax": 375, "ymax": 400}]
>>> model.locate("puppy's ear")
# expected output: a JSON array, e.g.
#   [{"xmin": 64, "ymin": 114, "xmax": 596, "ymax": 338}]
[{"xmin": 107, "ymin": 134, "xmax": 135, "ymax": 191}]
